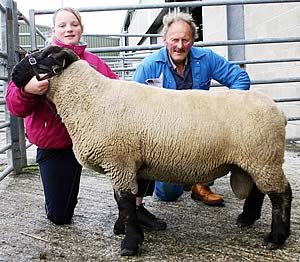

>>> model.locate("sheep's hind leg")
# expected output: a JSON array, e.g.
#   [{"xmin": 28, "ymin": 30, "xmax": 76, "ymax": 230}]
[
  {"xmin": 114, "ymin": 191, "xmax": 144, "ymax": 256},
  {"xmin": 237, "ymin": 183, "xmax": 265, "ymax": 227},
  {"xmin": 263, "ymin": 182, "xmax": 292, "ymax": 250}
]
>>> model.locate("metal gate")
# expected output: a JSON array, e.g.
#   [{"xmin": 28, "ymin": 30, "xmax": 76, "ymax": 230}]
[{"xmin": 0, "ymin": 0, "xmax": 299, "ymax": 180}]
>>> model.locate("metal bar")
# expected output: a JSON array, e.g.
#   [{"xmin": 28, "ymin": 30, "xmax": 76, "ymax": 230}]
[
  {"xmin": 0, "ymin": 51, "xmax": 8, "ymax": 59},
  {"xmin": 195, "ymin": 37, "xmax": 300, "ymax": 47},
  {"xmin": 286, "ymin": 137, "xmax": 300, "ymax": 141},
  {"xmin": 250, "ymin": 77, "xmax": 300, "ymax": 85},
  {"xmin": 288, "ymin": 117, "xmax": 300, "ymax": 121},
  {"xmin": 33, "ymin": 0, "xmax": 300, "ymax": 14},
  {"xmin": 113, "ymin": 67, "xmax": 136, "ymax": 72},
  {"xmin": 0, "ymin": 143, "xmax": 12, "ymax": 154},
  {"xmin": 0, "ymin": 3, "xmax": 5, "ymax": 13},
  {"xmin": 83, "ymin": 33, "xmax": 162, "ymax": 38},
  {"xmin": 19, "ymin": 45, "xmax": 45, "ymax": 49},
  {"xmin": 0, "ymin": 121, "xmax": 10, "ymax": 129},
  {"xmin": 226, "ymin": 5, "xmax": 245, "ymax": 63},
  {"xmin": 5, "ymin": 1, "xmax": 28, "ymax": 174},
  {"xmin": 102, "ymin": 56, "xmax": 147, "ymax": 60},
  {"xmin": 274, "ymin": 98, "xmax": 300, "ymax": 103},
  {"xmin": 17, "ymin": 11, "xmax": 46, "ymax": 41},
  {"xmin": 103, "ymin": 56, "xmax": 300, "ymax": 66},
  {"xmin": 88, "ymin": 36, "xmax": 300, "ymax": 53},
  {"xmin": 209, "ymin": 78, "xmax": 300, "ymax": 87},
  {"xmin": 232, "ymin": 58, "xmax": 300, "ymax": 65},
  {"xmin": 0, "ymin": 165, "xmax": 14, "ymax": 182},
  {"xmin": 0, "ymin": 99, "xmax": 5, "ymax": 105},
  {"xmin": 29, "ymin": 9, "xmax": 37, "ymax": 49},
  {"xmin": 113, "ymin": 67, "xmax": 300, "ymax": 86},
  {"xmin": 0, "ymin": 76, "xmax": 8, "ymax": 81}
]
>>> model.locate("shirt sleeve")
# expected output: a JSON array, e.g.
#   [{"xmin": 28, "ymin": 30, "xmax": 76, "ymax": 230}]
[
  {"xmin": 5, "ymin": 80, "xmax": 41, "ymax": 117},
  {"xmin": 209, "ymin": 50, "xmax": 251, "ymax": 90},
  {"xmin": 132, "ymin": 64, "xmax": 148, "ymax": 84}
]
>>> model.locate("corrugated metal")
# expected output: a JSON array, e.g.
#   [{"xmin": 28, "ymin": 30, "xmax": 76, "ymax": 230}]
[
  {"xmin": 82, "ymin": 35, "xmax": 120, "ymax": 57},
  {"xmin": 18, "ymin": 22, "xmax": 50, "ymax": 50},
  {"xmin": 18, "ymin": 22, "xmax": 120, "ymax": 57},
  {"xmin": 17, "ymin": 22, "xmax": 121, "ymax": 75}
]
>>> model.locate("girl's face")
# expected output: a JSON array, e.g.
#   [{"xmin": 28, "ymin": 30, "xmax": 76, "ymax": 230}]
[{"xmin": 52, "ymin": 10, "xmax": 83, "ymax": 46}]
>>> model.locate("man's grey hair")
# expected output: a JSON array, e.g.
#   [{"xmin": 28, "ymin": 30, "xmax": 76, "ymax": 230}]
[{"xmin": 162, "ymin": 12, "xmax": 198, "ymax": 40}]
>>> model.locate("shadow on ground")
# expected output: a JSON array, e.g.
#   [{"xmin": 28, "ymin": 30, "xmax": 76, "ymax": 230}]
[{"xmin": 0, "ymin": 146, "xmax": 299, "ymax": 261}]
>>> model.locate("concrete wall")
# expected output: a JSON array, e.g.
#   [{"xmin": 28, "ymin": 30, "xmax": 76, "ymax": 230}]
[{"xmin": 202, "ymin": 1, "xmax": 300, "ymax": 140}]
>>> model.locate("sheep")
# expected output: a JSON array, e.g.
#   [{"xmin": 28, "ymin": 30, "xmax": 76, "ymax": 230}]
[{"xmin": 11, "ymin": 46, "xmax": 292, "ymax": 256}]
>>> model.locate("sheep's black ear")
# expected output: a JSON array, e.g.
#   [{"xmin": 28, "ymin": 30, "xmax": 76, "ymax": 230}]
[
  {"xmin": 11, "ymin": 55, "xmax": 34, "ymax": 88},
  {"xmin": 61, "ymin": 49, "xmax": 79, "ymax": 67}
]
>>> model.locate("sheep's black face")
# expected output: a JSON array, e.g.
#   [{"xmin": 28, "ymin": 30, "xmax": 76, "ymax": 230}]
[{"xmin": 11, "ymin": 46, "xmax": 79, "ymax": 88}]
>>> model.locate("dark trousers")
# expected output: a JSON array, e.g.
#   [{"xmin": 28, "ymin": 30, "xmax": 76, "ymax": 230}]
[
  {"xmin": 36, "ymin": 148, "xmax": 82, "ymax": 225},
  {"xmin": 137, "ymin": 179, "xmax": 155, "ymax": 197}
]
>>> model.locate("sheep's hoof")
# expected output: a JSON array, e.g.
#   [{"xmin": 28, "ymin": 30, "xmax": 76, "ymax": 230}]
[
  {"xmin": 263, "ymin": 234, "xmax": 283, "ymax": 250},
  {"xmin": 120, "ymin": 235, "xmax": 143, "ymax": 256},
  {"xmin": 263, "ymin": 231, "xmax": 289, "ymax": 250},
  {"xmin": 120, "ymin": 247, "xmax": 138, "ymax": 256},
  {"xmin": 236, "ymin": 213, "xmax": 259, "ymax": 227}
]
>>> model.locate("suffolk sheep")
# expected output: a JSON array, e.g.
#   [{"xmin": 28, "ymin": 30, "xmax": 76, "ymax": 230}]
[{"xmin": 11, "ymin": 46, "xmax": 292, "ymax": 256}]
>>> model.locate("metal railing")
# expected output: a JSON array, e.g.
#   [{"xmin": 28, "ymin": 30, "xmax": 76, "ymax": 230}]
[{"xmin": 0, "ymin": 0, "xmax": 299, "ymax": 180}]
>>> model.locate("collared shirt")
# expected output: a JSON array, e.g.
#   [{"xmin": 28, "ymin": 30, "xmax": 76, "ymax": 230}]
[
  {"xmin": 133, "ymin": 46, "xmax": 250, "ymax": 91},
  {"xmin": 167, "ymin": 51, "xmax": 193, "ymax": 90}
]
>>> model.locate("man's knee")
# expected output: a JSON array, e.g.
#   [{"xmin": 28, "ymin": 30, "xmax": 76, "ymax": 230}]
[{"xmin": 154, "ymin": 181, "xmax": 183, "ymax": 202}]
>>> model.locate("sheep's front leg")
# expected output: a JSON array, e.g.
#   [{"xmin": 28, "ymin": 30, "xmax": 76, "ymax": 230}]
[
  {"xmin": 263, "ymin": 183, "xmax": 292, "ymax": 250},
  {"xmin": 114, "ymin": 191, "xmax": 144, "ymax": 256}
]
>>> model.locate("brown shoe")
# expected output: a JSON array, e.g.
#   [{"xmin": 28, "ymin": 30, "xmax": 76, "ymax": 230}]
[{"xmin": 191, "ymin": 184, "xmax": 224, "ymax": 206}]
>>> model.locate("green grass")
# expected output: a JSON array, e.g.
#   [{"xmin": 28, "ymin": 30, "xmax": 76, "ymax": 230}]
[{"xmin": 22, "ymin": 164, "xmax": 40, "ymax": 175}]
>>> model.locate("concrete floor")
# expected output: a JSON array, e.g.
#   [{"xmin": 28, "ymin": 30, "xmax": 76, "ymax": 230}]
[{"xmin": 0, "ymin": 145, "xmax": 299, "ymax": 261}]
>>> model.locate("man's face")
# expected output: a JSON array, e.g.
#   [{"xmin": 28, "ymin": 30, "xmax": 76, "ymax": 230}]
[{"xmin": 163, "ymin": 20, "xmax": 194, "ymax": 66}]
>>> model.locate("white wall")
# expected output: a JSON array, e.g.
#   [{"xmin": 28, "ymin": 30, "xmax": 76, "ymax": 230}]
[
  {"xmin": 202, "ymin": 2, "xmax": 300, "ymax": 140},
  {"xmin": 202, "ymin": 4, "xmax": 228, "ymax": 58}
]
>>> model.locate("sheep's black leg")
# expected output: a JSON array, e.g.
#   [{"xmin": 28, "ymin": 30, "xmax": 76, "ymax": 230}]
[
  {"xmin": 237, "ymin": 183, "xmax": 265, "ymax": 227},
  {"xmin": 113, "ymin": 191, "xmax": 126, "ymax": 235},
  {"xmin": 114, "ymin": 191, "xmax": 144, "ymax": 256},
  {"xmin": 263, "ymin": 183, "xmax": 292, "ymax": 250}
]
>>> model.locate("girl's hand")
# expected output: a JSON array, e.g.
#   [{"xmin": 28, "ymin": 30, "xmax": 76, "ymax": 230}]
[{"xmin": 23, "ymin": 75, "xmax": 49, "ymax": 95}]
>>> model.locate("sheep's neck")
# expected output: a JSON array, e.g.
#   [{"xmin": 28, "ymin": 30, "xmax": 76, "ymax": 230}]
[{"xmin": 47, "ymin": 61, "xmax": 106, "ymax": 130}]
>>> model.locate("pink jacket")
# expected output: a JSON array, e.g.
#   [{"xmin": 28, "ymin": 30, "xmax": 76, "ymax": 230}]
[{"xmin": 6, "ymin": 40, "xmax": 118, "ymax": 149}]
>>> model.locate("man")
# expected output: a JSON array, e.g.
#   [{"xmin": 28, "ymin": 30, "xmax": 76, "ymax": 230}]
[{"xmin": 132, "ymin": 12, "xmax": 250, "ymax": 212}]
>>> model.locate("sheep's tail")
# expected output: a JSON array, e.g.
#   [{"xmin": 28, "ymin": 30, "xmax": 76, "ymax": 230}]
[
  {"xmin": 281, "ymin": 110, "xmax": 288, "ymax": 126},
  {"xmin": 230, "ymin": 166, "xmax": 253, "ymax": 200}
]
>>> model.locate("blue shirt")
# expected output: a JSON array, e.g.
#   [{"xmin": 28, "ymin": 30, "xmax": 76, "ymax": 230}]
[
  {"xmin": 133, "ymin": 46, "xmax": 250, "ymax": 91},
  {"xmin": 168, "ymin": 54, "xmax": 193, "ymax": 90}
]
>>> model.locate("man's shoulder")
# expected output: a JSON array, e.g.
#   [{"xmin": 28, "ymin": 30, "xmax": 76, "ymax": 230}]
[
  {"xmin": 142, "ymin": 47, "xmax": 167, "ymax": 65},
  {"xmin": 190, "ymin": 47, "xmax": 211, "ymax": 58}
]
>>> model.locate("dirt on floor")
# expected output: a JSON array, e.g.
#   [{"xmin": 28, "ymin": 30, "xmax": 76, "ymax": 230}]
[{"xmin": 0, "ymin": 144, "xmax": 300, "ymax": 261}]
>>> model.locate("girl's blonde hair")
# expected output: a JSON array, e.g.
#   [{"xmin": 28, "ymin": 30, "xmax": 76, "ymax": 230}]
[{"xmin": 53, "ymin": 7, "xmax": 83, "ymax": 32}]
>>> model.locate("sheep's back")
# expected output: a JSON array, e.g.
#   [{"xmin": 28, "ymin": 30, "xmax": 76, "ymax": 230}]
[{"xmin": 48, "ymin": 61, "xmax": 287, "ymax": 192}]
